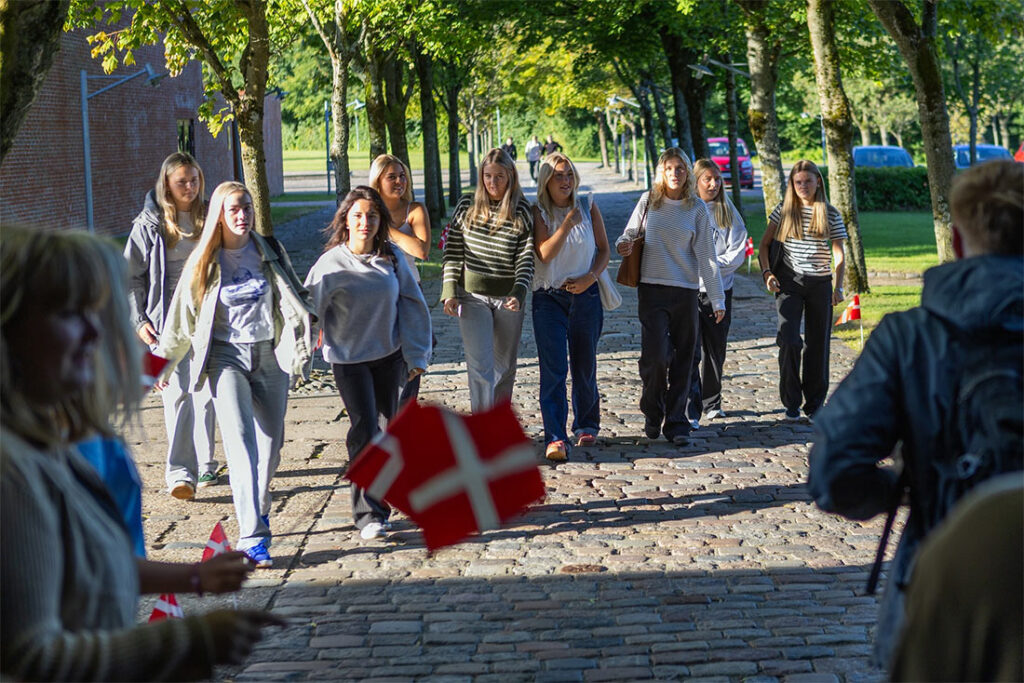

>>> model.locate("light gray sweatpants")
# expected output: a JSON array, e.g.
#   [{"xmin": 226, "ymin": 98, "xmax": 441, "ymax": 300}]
[
  {"xmin": 456, "ymin": 288, "xmax": 526, "ymax": 413},
  {"xmin": 206, "ymin": 340, "xmax": 289, "ymax": 550},
  {"xmin": 163, "ymin": 353, "xmax": 218, "ymax": 488}
]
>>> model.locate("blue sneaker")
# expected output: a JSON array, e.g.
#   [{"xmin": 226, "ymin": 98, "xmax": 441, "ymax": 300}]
[
  {"xmin": 260, "ymin": 514, "xmax": 270, "ymax": 529},
  {"xmin": 244, "ymin": 540, "xmax": 273, "ymax": 568}
]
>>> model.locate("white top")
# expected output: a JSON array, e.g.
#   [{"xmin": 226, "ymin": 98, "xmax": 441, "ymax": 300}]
[
  {"xmin": 769, "ymin": 203, "xmax": 848, "ymax": 276},
  {"xmin": 533, "ymin": 197, "xmax": 597, "ymax": 290},
  {"xmin": 213, "ymin": 241, "xmax": 274, "ymax": 343},
  {"xmin": 394, "ymin": 217, "xmax": 421, "ymax": 283},
  {"xmin": 616, "ymin": 192, "xmax": 725, "ymax": 310},
  {"xmin": 699, "ymin": 203, "xmax": 749, "ymax": 292},
  {"xmin": 525, "ymin": 139, "xmax": 542, "ymax": 162},
  {"xmin": 164, "ymin": 212, "xmax": 197, "ymax": 293}
]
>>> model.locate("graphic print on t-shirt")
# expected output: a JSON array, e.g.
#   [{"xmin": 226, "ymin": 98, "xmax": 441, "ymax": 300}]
[{"xmin": 221, "ymin": 266, "xmax": 269, "ymax": 306}]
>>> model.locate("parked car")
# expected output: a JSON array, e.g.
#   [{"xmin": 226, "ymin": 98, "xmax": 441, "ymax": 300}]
[
  {"xmin": 852, "ymin": 145, "xmax": 914, "ymax": 168},
  {"xmin": 954, "ymin": 143, "xmax": 1012, "ymax": 169},
  {"xmin": 707, "ymin": 137, "xmax": 755, "ymax": 189}
]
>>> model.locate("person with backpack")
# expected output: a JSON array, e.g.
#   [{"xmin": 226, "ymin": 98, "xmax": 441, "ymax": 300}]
[{"xmin": 807, "ymin": 159, "xmax": 1023, "ymax": 669}]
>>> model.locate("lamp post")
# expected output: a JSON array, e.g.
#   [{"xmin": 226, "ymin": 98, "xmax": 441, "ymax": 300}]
[
  {"xmin": 80, "ymin": 64, "xmax": 165, "ymax": 232},
  {"xmin": 608, "ymin": 94, "xmax": 649, "ymax": 189},
  {"xmin": 689, "ymin": 57, "xmax": 750, "ymax": 212}
]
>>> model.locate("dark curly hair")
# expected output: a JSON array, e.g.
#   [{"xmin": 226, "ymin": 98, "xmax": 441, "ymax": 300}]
[{"xmin": 324, "ymin": 186, "xmax": 394, "ymax": 256}]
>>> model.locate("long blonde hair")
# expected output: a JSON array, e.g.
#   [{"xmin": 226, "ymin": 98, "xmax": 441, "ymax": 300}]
[
  {"xmin": 650, "ymin": 147, "xmax": 697, "ymax": 210},
  {"xmin": 0, "ymin": 226, "xmax": 141, "ymax": 447},
  {"xmin": 188, "ymin": 181, "xmax": 250, "ymax": 304},
  {"xmin": 467, "ymin": 148, "xmax": 524, "ymax": 233},
  {"xmin": 368, "ymin": 154, "xmax": 414, "ymax": 213},
  {"xmin": 535, "ymin": 152, "xmax": 581, "ymax": 218},
  {"xmin": 156, "ymin": 151, "xmax": 205, "ymax": 248},
  {"xmin": 777, "ymin": 159, "xmax": 829, "ymax": 241},
  {"xmin": 693, "ymin": 159, "xmax": 736, "ymax": 230}
]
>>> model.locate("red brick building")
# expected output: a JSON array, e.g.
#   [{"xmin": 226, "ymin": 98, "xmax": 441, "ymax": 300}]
[{"xmin": 0, "ymin": 27, "xmax": 283, "ymax": 236}]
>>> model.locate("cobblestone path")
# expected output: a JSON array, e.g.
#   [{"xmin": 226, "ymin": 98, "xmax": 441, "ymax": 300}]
[{"xmin": 129, "ymin": 164, "xmax": 890, "ymax": 682}]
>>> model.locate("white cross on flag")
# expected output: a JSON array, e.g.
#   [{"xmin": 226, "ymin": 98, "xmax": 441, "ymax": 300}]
[
  {"xmin": 344, "ymin": 400, "xmax": 545, "ymax": 551},
  {"xmin": 148, "ymin": 593, "xmax": 184, "ymax": 621},
  {"xmin": 202, "ymin": 521, "xmax": 233, "ymax": 561}
]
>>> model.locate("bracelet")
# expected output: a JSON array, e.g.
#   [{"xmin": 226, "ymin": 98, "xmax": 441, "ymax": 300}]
[
  {"xmin": 190, "ymin": 562, "xmax": 203, "ymax": 597},
  {"xmin": 761, "ymin": 268, "xmax": 771, "ymax": 276}
]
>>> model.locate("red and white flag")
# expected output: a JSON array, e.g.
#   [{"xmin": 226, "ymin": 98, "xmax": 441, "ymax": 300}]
[
  {"xmin": 142, "ymin": 351, "xmax": 169, "ymax": 392},
  {"xmin": 835, "ymin": 294, "xmax": 862, "ymax": 325},
  {"xmin": 745, "ymin": 237, "xmax": 755, "ymax": 257},
  {"xmin": 202, "ymin": 521, "xmax": 233, "ymax": 561},
  {"xmin": 148, "ymin": 593, "xmax": 184, "ymax": 621},
  {"xmin": 345, "ymin": 400, "xmax": 545, "ymax": 551}
]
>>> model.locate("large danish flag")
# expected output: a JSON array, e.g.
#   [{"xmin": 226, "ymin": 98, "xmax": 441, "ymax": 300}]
[
  {"xmin": 344, "ymin": 400, "xmax": 545, "ymax": 551},
  {"xmin": 202, "ymin": 521, "xmax": 233, "ymax": 561}
]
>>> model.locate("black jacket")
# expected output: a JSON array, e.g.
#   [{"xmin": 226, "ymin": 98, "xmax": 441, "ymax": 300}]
[{"xmin": 808, "ymin": 253, "xmax": 1023, "ymax": 665}]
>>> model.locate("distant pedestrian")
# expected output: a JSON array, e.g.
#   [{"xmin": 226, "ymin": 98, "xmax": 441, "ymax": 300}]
[
  {"xmin": 525, "ymin": 135, "xmax": 542, "ymax": 181},
  {"xmin": 368, "ymin": 154, "xmax": 432, "ymax": 404},
  {"xmin": 532, "ymin": 152, "xmax": 611, "ymax": 461},
  {"xmin": 501, "ymin": 137, "xmax": 518, "ymax": 161},
  {"xmin": 442, "ymin": 148, "xmax": 534, "ymax": 412},
  {"xmin": 125, "ymin": 152, "xmax": 217, "ymax": 500},
  {"xmin": 305, "ymin": 186, "xmax": 432, "ymax": 541},
  {"xmin": 757, "ymin": 160, "xmax": 847, "ymax": 421},
  {"xmin": 615, "ymin": 148, "xmax": 724, "ymax": 445},
  {"xmin": 543, "ymin": 134, "xmax": 563, "ymax": 157},
  {"xmin": 157, "ymin": 181, "xmax": 316, "ymax": 569},
  {"xmin": 686, "ymin": 159, "xmax": 749, "ymax": 427}
]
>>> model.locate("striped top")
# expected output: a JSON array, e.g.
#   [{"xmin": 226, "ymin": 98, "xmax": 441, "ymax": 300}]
[
  {"xmin": 769, "ymin": 203, "xmax": 848, "ymax": 276},
  {"xmin": 616, "ymin": 192, "xmax": 725, "ymax": 310},
  {"xmin": 441, "ymin": 195, "xmax": 535, "ymax": 305}
]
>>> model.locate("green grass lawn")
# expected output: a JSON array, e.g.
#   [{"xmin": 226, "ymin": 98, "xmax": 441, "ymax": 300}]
[
  {"xmin": 743, "ymin": 208, "xmax": 939, "ymax": 348},
  {"xmin": 285, "ymin": 149, "xmax": 477, "ymax": 174}
]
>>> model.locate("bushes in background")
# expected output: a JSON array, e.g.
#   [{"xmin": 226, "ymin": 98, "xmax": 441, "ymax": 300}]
[{"xmin": 820, "ymin": 166, "xmax": 931, "ymax": 211}]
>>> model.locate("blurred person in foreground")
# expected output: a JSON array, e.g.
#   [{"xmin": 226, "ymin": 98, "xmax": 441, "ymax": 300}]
[
  {"xmin": 0, "ymin": 225, "xmax": 282, "ymax": 681},
  {"xmin": 808, "ymin": 160, "xmax": 1023, "ymax": 669}
]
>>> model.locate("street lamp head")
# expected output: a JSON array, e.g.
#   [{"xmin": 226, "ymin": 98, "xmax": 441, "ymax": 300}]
[
  {"xmin": 144, "ymin": 63, "xmax": 167, "ymax": 86},
  {"xmin": 687, "ymin": 64, "xmax": 714, "ymax": 79}
]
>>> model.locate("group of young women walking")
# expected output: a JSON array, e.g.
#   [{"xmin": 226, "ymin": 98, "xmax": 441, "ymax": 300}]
[{"xmin": 127, "ymin": 145, "xmax": 846, "ymax": 557}]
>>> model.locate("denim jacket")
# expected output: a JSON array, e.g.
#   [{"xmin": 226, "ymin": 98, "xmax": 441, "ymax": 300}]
[{"xmin": 156, "ymin": 233, "xmax": 316, "ymax": 391}]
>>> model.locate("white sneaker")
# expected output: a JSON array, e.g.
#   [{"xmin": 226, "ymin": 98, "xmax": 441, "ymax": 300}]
[
  {"xmin": 704, "ymin": 408, "xmax": 727, "ymax": 420},
  {"xmin": 689, "ymin": 419, "xmax": 700, "ymax": 430},
  {"xmin": 360, "ymin": 522, "xmax": 387, "ymax": 540}
]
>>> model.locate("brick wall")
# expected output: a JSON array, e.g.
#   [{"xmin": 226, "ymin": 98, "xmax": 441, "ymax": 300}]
[{"xmin": 0, "ymin": 27, "xmax": 282, "ymax": 236}]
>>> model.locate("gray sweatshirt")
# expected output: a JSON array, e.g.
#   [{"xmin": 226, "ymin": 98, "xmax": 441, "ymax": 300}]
[{"xmin": 304, "ymin": 243, "xmax": 432, "ymax": 370}]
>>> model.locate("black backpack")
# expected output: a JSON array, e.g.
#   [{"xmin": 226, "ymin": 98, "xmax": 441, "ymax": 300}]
[{"xmin": 867, "ymin": 322, "xmax": 1024, "ymax": 594}]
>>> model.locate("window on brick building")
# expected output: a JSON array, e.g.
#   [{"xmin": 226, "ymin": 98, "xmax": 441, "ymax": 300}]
[{"xmin": 177, "ymin": 119, "xmax": 195, "ymax": 157}]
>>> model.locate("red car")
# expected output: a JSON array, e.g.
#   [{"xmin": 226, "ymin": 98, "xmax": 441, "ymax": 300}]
[{"xmin": 707, "ymin": 137, "xmax": 755, "ymax": 189}]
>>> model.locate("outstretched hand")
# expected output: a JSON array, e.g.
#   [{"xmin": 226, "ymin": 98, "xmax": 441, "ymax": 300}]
[
  {"xmin": 198, "ymin": 551, "xmax": 254, "ymax": 594},
  {"xmin": 203, "ymin": 609, "xmax": 287, "ymax": 666}
]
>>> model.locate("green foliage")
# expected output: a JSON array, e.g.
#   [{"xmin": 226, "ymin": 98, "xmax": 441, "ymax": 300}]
[{"xmin": 820, "ymin": 166, "xmax": 931, "ymax": 211}]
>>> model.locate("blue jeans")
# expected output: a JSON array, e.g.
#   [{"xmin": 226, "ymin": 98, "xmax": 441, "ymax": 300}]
[{"xmin": 532, "ymin": 283, "xmax": 603, "ymax": 445}]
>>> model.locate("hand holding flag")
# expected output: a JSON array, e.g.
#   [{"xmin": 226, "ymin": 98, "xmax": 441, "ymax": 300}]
[
  {"xmin": 345, "ymin": 400, "xmax": 545, "ymax": 551},
  {"xmin": 142, "ymin": 351, "xmax": 168, "ymax": 393}
]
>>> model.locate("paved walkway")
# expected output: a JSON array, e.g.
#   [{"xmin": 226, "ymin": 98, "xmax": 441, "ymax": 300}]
[{"xmin": 128, "ymin": 164, "xmax": 888, "ymax": 682}]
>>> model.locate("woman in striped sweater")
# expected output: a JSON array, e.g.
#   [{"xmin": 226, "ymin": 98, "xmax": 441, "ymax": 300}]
[
  {"xmin": 441, "ymin": 148, "xmax": 534, "ymax": 412},
  {"xmin": 615, "ymin": 148, "xmax": 725, "ymax": 445},
  {"xmin": 757, "ymin": 160, "xmax": 847, "ymax": 421}
]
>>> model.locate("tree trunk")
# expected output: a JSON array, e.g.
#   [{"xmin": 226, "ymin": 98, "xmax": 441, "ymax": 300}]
[
  {"xmin": 0, "ymin": 0, "xmax": 70, "ymax": 163},
  {"xmin": 998, "ymin": 113, "xmax": 1010, "ymax": 151},
  {"xmin": 632, "ymin": 83, "xmax": 658, "ymax": 185},
  {"xmin": 444, "ymin": 82, "xmax": 461, "ymax": 206},
  {"xmin": 329, "ymin": 55, "xmax": 352, "ymax": 204},
  {"xmin": 383, "ymin": 59, "xmax": 411, "ymax": 168},
  {"xmin": 741, "ymin": 9, "xmax": 786, "ymax": 215},
  {"xmin": 233, "ymin": 3, "xmax": 272, "ymax": 236},
  {"xmin": 878, "ymin": 126, "xmax": 889, "ymax": 145},
  {"xmin": 725, "ymin": 58, "xmax": 743, "ymax": 213},
  {"xmin": 596, "ymin": 109, "xmax": 610, "ymax": 168},
  {"xmin": 807, "ymin": 0, "xmax": 869, "ymax": 294},
  {"xmin": 608, "ymin": 110, "xmax": 621, "ymax": 174},
  {"xmin": 413, "ymin": 45, "xmax": 443, "ymax": 227},
  {"xmin": 991, "ymin": 116, "xmax": 1000, "ymax": 147},
  {"xmin": 658, "ymin": 28, "xmax": 695, "ymax": 159},
  {"xmin": 868, "ymin": 0, "xmax": 956, "ymax": 262},
  {"xmin": 856, "ymin": 121, "xmax": 871, "ymax": 146},
  {"xmin": 364, "ymin": 51, "xmax": 388, "ymax": 161},
  {"xmin": 685, "ymin": 78, "xmax": 712, "ymax": 160},
  {"xmin": 646, "ymin": 74, "xmax": 673, "ymax": 148},
  {"xmin": 468, "ymin": 109, "xmax": 478, "ymax": 186}
]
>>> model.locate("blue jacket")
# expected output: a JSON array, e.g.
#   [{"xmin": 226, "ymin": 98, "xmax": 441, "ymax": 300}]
[{"xmin": 808, "ymin": 254, "xmax": 1023, "ymax": 666}]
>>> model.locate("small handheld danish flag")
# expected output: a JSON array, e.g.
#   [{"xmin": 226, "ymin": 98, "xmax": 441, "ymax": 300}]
[
  {"xmin": 835, "ymin": 295, "xmax": 861, "ymax": 325},
  {"xmin": 345, "ymin": 400, "xmax": 545, "ymax": 551},
  {"xmin": 142, "ymin": 351, "xmax": 169, "ymax": 392},
  {"xmin": 148, "ymin": 593, "xmax": 184, "ymax": 621},
  {"xmin": 745, "ymin": 237, "xmax": 754, "ymax": 257},
  {"xmin": 202, "ymin": 522, "xmax": 233, "ymax": 561}
]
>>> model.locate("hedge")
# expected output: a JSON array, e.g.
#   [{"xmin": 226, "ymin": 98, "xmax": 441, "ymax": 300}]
[{"xmin": 819, "ymin": 166, "xmax": 930, "ymax": 211}]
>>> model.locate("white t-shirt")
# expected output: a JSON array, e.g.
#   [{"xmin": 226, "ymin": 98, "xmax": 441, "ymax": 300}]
[
  {"xmin": 164, "ymin": 212, "xmax": 198, "ymax": 293},
  {"xmin": 213, "ymin": 240, "xmax": 274, "ymax": 343}
]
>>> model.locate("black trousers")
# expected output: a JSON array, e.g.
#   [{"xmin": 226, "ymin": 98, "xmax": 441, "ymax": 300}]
[
  {"xmin": 686, "ymin": 288, "xmax": 733, "ymax": 420},
  {"xmin": 637, "ymin": 283, "xmax": 698, "ymax": 440},
  {"xmin": 333, "ymin": 350, "xmax": 403, "ymax": 529},
  {"xmin": 774, "ymin": 263, "xmax": 833, "ymax": 416}
]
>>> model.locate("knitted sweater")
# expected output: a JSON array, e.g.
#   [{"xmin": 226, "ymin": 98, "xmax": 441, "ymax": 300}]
[
  {"xmin": 1, "ymin": 429, "xmax": 215, "ymax": 681},
  {"xmin": 440, "ymin": 195, "xmax": 534, "ymax": 306}
]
